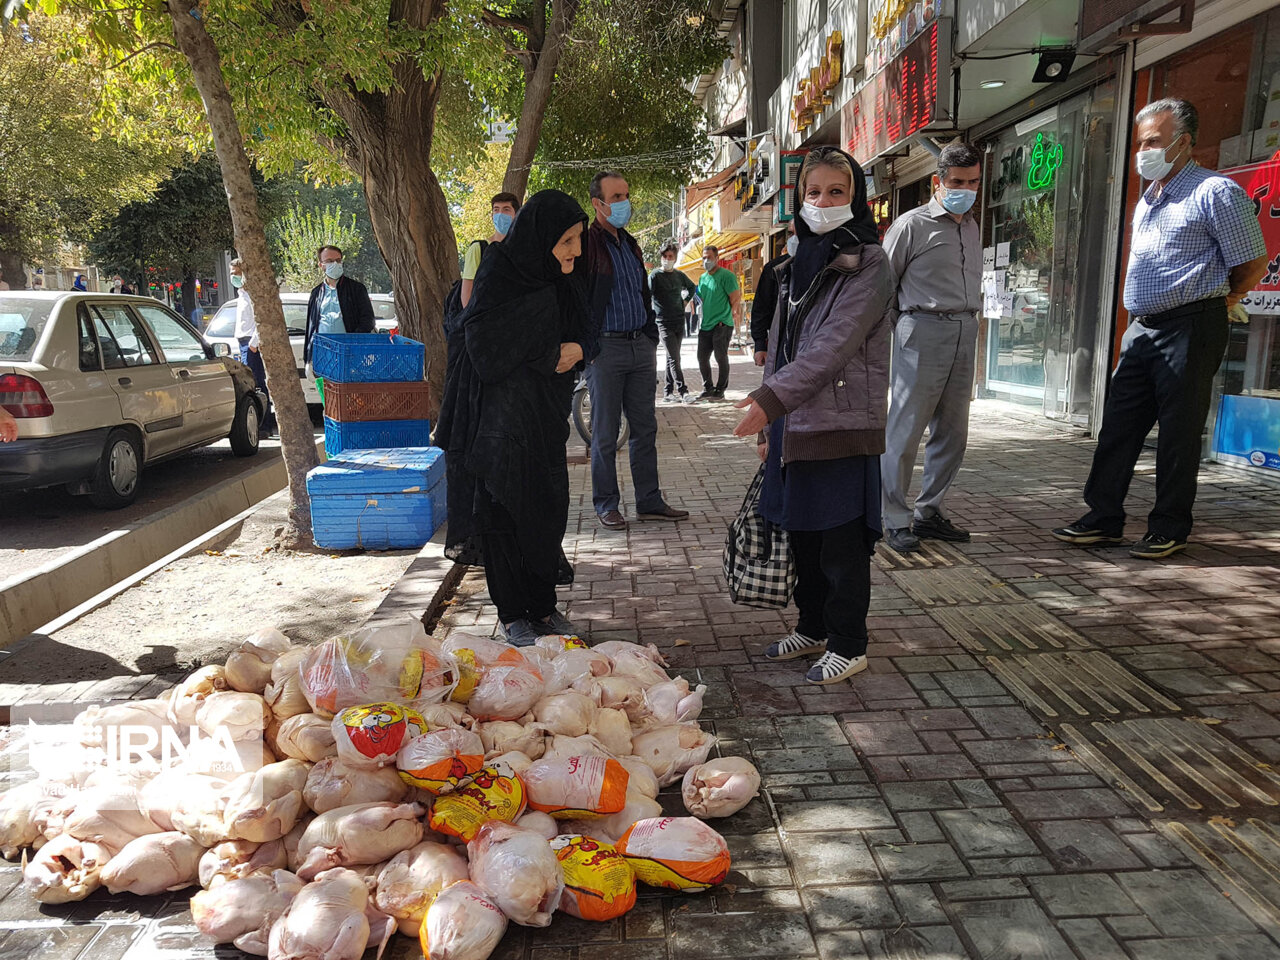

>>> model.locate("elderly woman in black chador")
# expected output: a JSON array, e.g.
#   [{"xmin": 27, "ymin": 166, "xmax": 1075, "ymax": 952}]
[{"xmin": 435, "ymin": 190, "xmax": 591, "ymax": 647}]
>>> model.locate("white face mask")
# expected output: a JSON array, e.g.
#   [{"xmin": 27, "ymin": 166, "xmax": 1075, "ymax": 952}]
[
  {"xmin": 661, "ymin": 259, "xmax": 676, "ymax": 272},
  {"xmin": 1135, "ymin": 135, "xmax": 1185, "ymax": 182},
  {"xmin": 785, "ymin": 235, "xmax": 798, "ymax": 257},
  {"xmin": 800, "ymin": 201, "xmax": 854, "ymax": 235}
]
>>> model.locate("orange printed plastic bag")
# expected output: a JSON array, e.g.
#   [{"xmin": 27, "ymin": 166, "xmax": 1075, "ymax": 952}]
[
  {"xmin": 523, "ymin": 756, "xmax": 629, "ymax": 819},
  {"xmin": 331, "ymin": 701, "xmax": 427, "ymax": 769},
  {"xmin": 397, "ymin": 728, "xmax": 485, "ymax": 794},
  {"xmin": 427, "ymin": 761, "xmax": 527, "ymax": 842},
  {"xmin": 615, "ymin": 816, "xmax": 730, "ymax": 891},
  {"xmin": 550, "ymin": 834, "xmax": 637, "ymax": 921}
]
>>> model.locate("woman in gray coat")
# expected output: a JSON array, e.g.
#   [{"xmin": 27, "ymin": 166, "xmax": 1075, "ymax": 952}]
[{"xmin": 734, "ymin": 146, "xmax": 895, "ymax": 684}]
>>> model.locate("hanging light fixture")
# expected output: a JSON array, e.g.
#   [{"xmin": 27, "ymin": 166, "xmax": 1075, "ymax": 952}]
[{"xmin": 1033, "ymin": 49, "xmax": 1077, "ymax": 83}]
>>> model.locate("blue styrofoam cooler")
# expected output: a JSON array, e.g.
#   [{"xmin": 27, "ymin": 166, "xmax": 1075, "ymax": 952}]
[
  {"xmin": 312, "ymin": 333, "xmax": 425, "ymax": 383},
  {"xmin": 307, "ymin": 447, "xmax": 447, "ymax": 550},
  {"xmin": 323, "ymin": 416, "xmax": 432, "ymax": 457}
]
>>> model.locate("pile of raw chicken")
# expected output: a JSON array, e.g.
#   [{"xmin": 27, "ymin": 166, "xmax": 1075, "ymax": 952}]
[{"xmin": 0, "ymin": 620, "xmax": 763, "ymax": 960}]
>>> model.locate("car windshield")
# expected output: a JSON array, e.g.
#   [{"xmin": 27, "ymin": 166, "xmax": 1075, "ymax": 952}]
[
  {"xmin": 205, "ymin": 299, "xmax": 308, "ymax": 337},
  {"xmin": 372, "ymin": 299, "xmax": 396, "ymax": 320},
  {"xmin": 0, "ymin": 298, "xmax": 55, "ymax": 362}
]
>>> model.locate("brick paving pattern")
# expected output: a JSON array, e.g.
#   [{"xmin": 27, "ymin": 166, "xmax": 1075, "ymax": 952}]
[{"xmin": 3, "ymin": 355, "xmax": 1280, "ymax": 958}]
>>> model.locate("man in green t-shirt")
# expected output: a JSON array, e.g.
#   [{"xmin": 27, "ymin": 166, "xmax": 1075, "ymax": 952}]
[
  {"xmin": 695, "ymin": 245, "xmax": 741, "ymax": 399},
  {"xmin": 460, "ymin": 191, "xmax": 521, "ymax": 307}
]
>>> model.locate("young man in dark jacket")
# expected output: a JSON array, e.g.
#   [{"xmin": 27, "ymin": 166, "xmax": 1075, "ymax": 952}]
[
  {"xmin": 303, "ymin": 244, "xmax": 376, "ymax": 369},
  {"xmin": 584, "ymin": 171, "xmax": 688, "ymax": 530},
  {"xmin": 648, "ymin": 241, "xmax": 698, "ymax": 403}
]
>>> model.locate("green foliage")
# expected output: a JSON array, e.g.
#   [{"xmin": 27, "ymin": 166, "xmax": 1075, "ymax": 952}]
[
  {"xmin": 269, "ymin": 178, "xmax": 394, "ymax": 292},
  {"xmin": 443, "ymin": 143, "xmax": 512, "ymax": 257},
  {"xmin": 269, "ymin": 202, "xmax": 362, "ymax": 292}
]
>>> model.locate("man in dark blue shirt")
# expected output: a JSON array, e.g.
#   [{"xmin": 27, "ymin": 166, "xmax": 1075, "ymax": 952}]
[{"xmin": 584, "ymin": 171, "xmax": 689, "ymax": 530}]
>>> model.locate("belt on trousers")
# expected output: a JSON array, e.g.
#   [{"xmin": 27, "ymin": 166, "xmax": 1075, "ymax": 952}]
[
  {"xmin": 237, "ymin": 336, "xmax": 252, "ymax": 345},
  {"xmin": 601, "ymin": 330, "xmax": 644, "ymax": 339},
  {"xmin": 902, "ymin": 309, "xmax": 976, "ymax": 321},
  {"xmin": 1133, "ymin": 296, "xmax": 1226, "ymax": 329}
]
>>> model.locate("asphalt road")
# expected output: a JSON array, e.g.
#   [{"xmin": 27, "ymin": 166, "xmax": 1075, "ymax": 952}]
[{"xmin": 0, "ymin": 431, "xmax": 315, "ymax": 584}]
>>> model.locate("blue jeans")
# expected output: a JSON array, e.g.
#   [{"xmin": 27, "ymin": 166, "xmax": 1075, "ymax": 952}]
[
  {"xmin": 238, "ymin": 338, "xmax": 276, "ymax": 432},
  {"xmin": 587, "ymin": 336, "xmax": 663, "ymax": 515}
]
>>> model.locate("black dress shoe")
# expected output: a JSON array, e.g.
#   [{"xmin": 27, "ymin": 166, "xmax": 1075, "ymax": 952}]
[
  {"xmin": 598, "ymin": 510, "xmax": 628, "ymax": 530},
  {"xmin": 1051, "ymin": 522, "xmax": 1124, "ymax": 546},
  {"xmin": 913, "ymin": 515, "xmax": 970, "ymax": 542},
  {"xmin": 637, "ymin": 503, "xmax": 689, "ymax": 521}
]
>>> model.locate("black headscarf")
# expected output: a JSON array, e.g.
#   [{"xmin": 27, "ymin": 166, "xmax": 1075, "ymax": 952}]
[
  {"xmin": 435, "ymin": 189, "xmax": 590, "ymax": 574},
  {"xmin": 790, "ymin": 148, "xmax": 880, "ymax": 300}
]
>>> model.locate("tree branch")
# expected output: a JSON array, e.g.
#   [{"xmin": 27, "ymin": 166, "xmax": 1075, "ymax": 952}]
[
  {"xmin": 109, "ymin": 41, "xmax": 179, "ymax": 70},
  {"xmin": 481, "ymin": 8, "xmax": 535, "ymax": 40}
]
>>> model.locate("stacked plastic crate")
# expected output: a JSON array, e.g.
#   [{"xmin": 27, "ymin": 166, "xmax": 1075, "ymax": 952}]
[{"xmin": 305, "ymin": 333, "xmax": 446, "ymax": 550}]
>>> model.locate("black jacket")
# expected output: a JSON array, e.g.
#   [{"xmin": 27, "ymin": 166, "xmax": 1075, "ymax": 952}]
[
  {"xmin": 584, "ymin": 222, "xmax": 658, "ymax": 361},
  {"xmin": 303, "ymin": 276, "xmax": 376, "ymax": 362},
  {"xmin": 752, "ymin": 251, "xmax": 790, "ymax": 354}
]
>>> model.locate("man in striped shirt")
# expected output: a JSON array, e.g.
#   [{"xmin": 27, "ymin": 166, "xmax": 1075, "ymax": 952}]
[{"xmin": 584, "ymin": 171, "xmax": 689, "ymax": 530}]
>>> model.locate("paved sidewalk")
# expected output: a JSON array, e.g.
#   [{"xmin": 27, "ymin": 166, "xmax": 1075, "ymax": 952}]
[{"xmin": 2, "ymin": 347, "xmax": 1280, "ymax": 959}]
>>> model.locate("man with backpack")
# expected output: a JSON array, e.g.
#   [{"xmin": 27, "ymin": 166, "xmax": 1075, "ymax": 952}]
[{"xmin": 460, "ymin": 192, "xmax": 521, "ymax": 308}]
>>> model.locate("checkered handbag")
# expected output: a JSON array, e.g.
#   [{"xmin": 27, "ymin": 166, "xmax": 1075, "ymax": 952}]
[{"xmin": 723, "ymin": 465, "xmax": 795, "ymax": 607}]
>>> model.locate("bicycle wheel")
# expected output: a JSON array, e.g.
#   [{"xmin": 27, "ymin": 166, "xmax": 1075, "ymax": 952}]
[{"xmin": 572, "ymin": 387, "xmax": 629, "ymax": 447}]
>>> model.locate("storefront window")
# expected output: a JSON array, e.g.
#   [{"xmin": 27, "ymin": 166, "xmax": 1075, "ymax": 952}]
[{"xmin": 979, "ymin": 78, "xmax": 1117, "ymax": 421}]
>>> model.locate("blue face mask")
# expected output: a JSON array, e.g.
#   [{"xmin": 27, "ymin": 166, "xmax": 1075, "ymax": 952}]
[
  {"xmin": 492, "ymin": 211, "xmax": 514, "ymax": 235},
  {"xmin": 939, "ymin": 187, "xmax": 977, "ymax": 215},
  {"xmin": 605, "ymin": 199, "xmax": 632, "ymax": 229}
]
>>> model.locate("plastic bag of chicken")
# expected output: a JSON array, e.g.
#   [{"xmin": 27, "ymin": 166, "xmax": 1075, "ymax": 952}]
[
  {"xmin": 331, "ymin": 701, "xmax": 427, "ymax": 769},
  {"xmin": 523, "ymin": 756, "xmax": 629, "ymax": 819},
  {"xmin": 550, "ymin": 834, "xmax": 636, "ymax": 920},
  {"xmin": 467, "ymin": 821, "xmax": 564, "ymax": 927},
  {"xmin": 420, "ymin": 880, "xmax": 508, "ymax": 960},
  {"xmin": 615, "ymin": 816, "xmax": 731, "ymax": 891},
  {"xmin": 427, "ymin": 760, "xmax": 527, "ymax": 842},
  {"xmin": 396, "ymin": 727, "xmax": 485, "ymax": 794},
  {"xmin": 300, "ymin": 620, "xmax": 458, "ymax": 718}
]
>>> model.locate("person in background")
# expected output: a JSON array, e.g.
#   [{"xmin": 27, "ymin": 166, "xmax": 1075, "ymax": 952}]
[
  {"xmin": 436, "ymin": 190, "xmax": 592, "ymax": 646},
  {"xmin": 72, "ymin": 274, "xmax": 87, "ymax": 292},
  {"xmin": 461, "ymin": 192, "xmax": 522, "ymax": 308},
  {"xmin": 751, "ymin": 223, "xmax": 797, "ymax": 367},
  {"xmin": 229, "ymin": 258, "xmax": 277, "ymax": 438},
  {"xmin": 649, "ymin": 241, "xmax": 699, "ymax": 404},
  {"xmin": 879, "ymin": 142, "xmax": 984, "ymax": 554},
  {"xmin": 303, "ymin": 244, "xmax": 376, "ymax": 374},
  {"xmin": 0, "ymin": 406, "xmax": 17, "ymax": 442},
  {"xmin": 583, "ymin": 170, "xmax": 689, "ymax": 530},
  {"xmin": 695, "ymin": 245, "xmax": 741, "ymax": 399},
  {"xmin": 733, "ymin": 146, "xmax": 894, "ymax": 685},
  {"xmin": 1053, "ymin": 98, "xmax": 1267, "ymax": 559}
]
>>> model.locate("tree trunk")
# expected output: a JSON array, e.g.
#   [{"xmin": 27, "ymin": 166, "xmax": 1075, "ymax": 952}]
[
  {"xmin": 0, "ymin": 215, "xmax": 26, "ymax": 290},
  {"xmin": 501, "ymin": 0, "xmax": 581, "ymax": 200},
  {"xmin": 166, "ymin": 0, "xmax": 318, "ymax": 546},
  {"xmin": 181, "ymin": 271, "xmax": 197, "ymax": 322}
]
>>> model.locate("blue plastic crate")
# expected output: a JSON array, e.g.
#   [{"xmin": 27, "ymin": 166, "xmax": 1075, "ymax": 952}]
[
  {"xmin": 323, "ymin": 417, "xmax": 431, "ymax": 457},
  {"xmin": 312, "ymin": 333, "xmax": 424, "ymax": 383},
  {"xmin": 306, "ymin": 447, "xmax": 446, "ymax": 550}
]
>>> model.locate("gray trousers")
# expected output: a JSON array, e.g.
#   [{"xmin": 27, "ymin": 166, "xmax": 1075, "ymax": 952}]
[
  {"xmin": 587, "ymin": 337, "xmax": 664, "ymax": 515},
  {"xmin": 881, "ymin": 313, "xmax": 979, "ymax": 530}
]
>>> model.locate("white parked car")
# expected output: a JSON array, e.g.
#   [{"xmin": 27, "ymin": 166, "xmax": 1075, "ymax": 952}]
[
  {"xmin": 371, "ymin": 293, "xmax": 397, "ymax": 335},
  {"xmin": 204, "ymin": 293, "xmax": 321, "ymax": 407},
  {"xmin": 0, "ymin": 292, "xmax": 264, "ymax": 508}
]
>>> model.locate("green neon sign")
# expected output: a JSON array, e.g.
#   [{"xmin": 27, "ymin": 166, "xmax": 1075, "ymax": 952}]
[{"xmin": 1027, "ymin": 132, "xmax": 1063, "ymax": 191}]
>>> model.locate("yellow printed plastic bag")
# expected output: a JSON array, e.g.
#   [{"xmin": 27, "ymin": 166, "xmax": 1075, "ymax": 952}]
[
  {"xmin": 427, "ymin": 761, "xmax": 527, "ymax": 842},
  {"xmin": 615, "ymin": 816, "xmax": 730, "ymax": 891},
  {"xmin": 550, "ymin": 834, "xmax": 637, "ymax": 920}
]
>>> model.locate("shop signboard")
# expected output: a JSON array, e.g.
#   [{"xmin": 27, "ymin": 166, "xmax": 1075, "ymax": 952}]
[
  {"xmin": 791, "ymin": 32, "xmax": 843, "ymax": 135},
  {"xmin": 843, "ymin": 19, "xmax": 950, "ymax": 165},
  {"xmin": 1214, "ymin": 395, "xmax": 1280, "ymax": 472},
  {"xmin": 1223, "ymin": 157, "xmax": 1280, "ymax": 315}
]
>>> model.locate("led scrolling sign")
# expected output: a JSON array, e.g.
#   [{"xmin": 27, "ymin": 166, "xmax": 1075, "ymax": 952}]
[{"xmin": 843, "ymin": 20, "xmax": 945, "ymax": 164}]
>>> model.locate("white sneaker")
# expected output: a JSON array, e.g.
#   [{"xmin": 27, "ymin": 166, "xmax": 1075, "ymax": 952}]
[
  {"xmin": 681, "ymin": 393, "xmax": 697, "ymax": 405},
  {"xmin": 662, "ymin": 394, "xmax": 678, "ymax": 404},
  {"xmin": 764, "ymin": 631, "xmax": 825, "ymax": 661},
  {"xmin": 806, "ymin": 652, "xmax": 868, "ymax": 685}
]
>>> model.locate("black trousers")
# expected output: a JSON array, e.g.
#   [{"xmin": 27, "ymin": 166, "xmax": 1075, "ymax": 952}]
[
  {"xmin": 698, "ymin": 323, "xmax": 732, "ymax": 393},
  {"xmin": 657, "ymin": 317, "xmax": 688, "ymax": 396},
  {"xmin": 481, "ymin": 502, "xmax": 558, "ymax": 625},
  {"xmin": 1080, "ymin": 302, "xmax": 1229, "ymax": 542},
  {"xmin": 790, "ymin": 519, "xmax": 873, "ymax": 658}
]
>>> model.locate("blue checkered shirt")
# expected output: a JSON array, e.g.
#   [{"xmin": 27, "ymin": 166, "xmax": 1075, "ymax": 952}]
[
  {"xmin": 601, "ymin": 232, "xmax": 648, "ymax": 333},
  {"xmin": 1124, "ymin": 162, "xmax": 1266, "ymax": 316}
]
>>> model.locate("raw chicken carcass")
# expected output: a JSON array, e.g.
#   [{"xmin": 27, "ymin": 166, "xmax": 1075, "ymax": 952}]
[
  {"xmin": 222, "ymin": 759, "xmax": 310, "ymax": 842},
  {"xmin": 516, "ymin": 811, "xmax": 560, "ymax": 840},
  {"xmin": 264, "ymin": 648, "xmax": 312, "ymax": 721},
  {"xmin": 62, "ymin": 777, "xmax": 164, "ymax": 853},
  {"xmin": 0, "ymin": 780, "xmax": 51, "ymax": 857},
  {"xmin": 467, "ymin": 821, "xmax": 564, "ymax": 927},
  {"xmin": 170, "ymin": 773, "xmax": 236, "ymax": 847},
  {"xmin": 544, "ymin": 649, "xmax": 611, "ymax": 695},
  {"xmin": 643, "ymin": 678, "xmax": 707, "ymax": 726},
  {"xmin": 168, "ymin": 665, "xmax": 230, "ymax": 726},
  {"xmin": 420, "ymin": 881, "xmax": 507, "ymax": 960},
  {"xmin": 466, "ymin": 660, "xmax": 545, "ymax": 722},
  {"xmin": 268, "ymin": 867, "xmax": 395, "ymax": 960},
  {"xmin": 192, "ymin": 868, "xmax": 304, "ymax": 956},
  {"xmin": 283, "ymin": 815, "xmax": 313, "ymax": 873},
  {"xmin": 199, "ymin": 838, "xmax": 288, "ymax": 888},
  {"xmin": 32, "ymin": 787, "xmax": 78, "ymax": 843},
  {"xmin": 591, "ymin": 640, "xmax": 669, "ymax": 666},
  {"xmin": 416, "ymin": 701, "xmax": 473, "ymax": 730},
  {"xmin": 682, "ymin": 756, "xmax": 761, "ymax": 818},
  {"xmin": 22, "ymin": 833, "xmax": 111, "ymax": 903},
  {"xmin": 583, "ymin": 675, "xmax": 646, "ymax": 716},
  {"xmin": 76, "ymin": 699, "xmax": 172, "ymax": 753},
  {"xmin": 533, "ymin": 692, "xmax": 596, "ymax": 738},
  {"xmin": 543, "ymin": 733, "xmax": 615, "ymax": 761},
  {"xmin": 588, "ymin": 707, "xmax": 633, "ymax": 757},
  {"xmin": 99, "ymin": 831, "xmax": 205, "ymax": 894},
  {"xmin": 303, "ymin": 758, "xmax": 409, "ymax": 815},
  {"xmin": 293, "ymin": 801, "xmax": 425, "ymax": 881},
  {"xmin": 373, "ymin": 841, "xmax": 470, "ymax": 936},
  {"xmin": 274, "ymin": 713, "xmax": 338, "ymax": 763},
  {"xmin": 185, "ymin": 734, "xmax": 275, "ymax": 779},
  {"xmin": 630, "ymin": 722, "xmax": 715, "ymax": 786},
  {"xmin": 582, "ymin": 789, "xmax": 664, "ymax": 844},
  {"xmin": 475, "ymin": 720, "xmax": 549, "ymax": 760},
  {"xmin": 224, "ymin": 627, "xmax": 293, "ymax": 694},
  {"xmin": 198, "ymin": 691, "xmax": 273, "ymax": 742},
  {"xmin": 616, "ymin": 756, "xmax": 660, "ymax": 800}
]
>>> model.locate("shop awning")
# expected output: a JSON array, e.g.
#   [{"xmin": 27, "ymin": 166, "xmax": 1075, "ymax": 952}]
[
  {"xmin": 677, "ymin": 231, "xmax": 760, "ymax": 269},
  {"xmin": 684, "ymin": 159, "xmax": 745, "ymax": 212}
]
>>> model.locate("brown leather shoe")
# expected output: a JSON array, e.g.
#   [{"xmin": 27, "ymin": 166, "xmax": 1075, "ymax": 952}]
[
  {"xmin": 598, "ymin": 510, "xmax": 628, "ymax": 530},
  {"xmin": 637, "ymin": 503, "xmax": 689, "ymax": 521}
]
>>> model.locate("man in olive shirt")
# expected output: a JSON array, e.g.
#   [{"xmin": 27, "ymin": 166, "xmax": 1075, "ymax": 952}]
[
  {"xmin": 695, "ymin": 245, "xmax": 741, "ymax": 399},
  {"xmin": 649, "ymin": 242, "xmax": 699, "ymax": 403},
  {"xmin": 880, "ymin": 143, "xmax": 983, "ymax": 553}
]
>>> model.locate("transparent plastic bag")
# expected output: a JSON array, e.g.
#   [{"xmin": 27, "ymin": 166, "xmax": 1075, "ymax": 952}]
[
  {"xmin": 467, "ymin": 820, "xmax": 564, "ymax": 927},
  {"xmin": 616, "ymin": 816, "xmax": 730, "ymax": 891},
  {"xmin": 420, "ymin": 880, "xmax": 508, "ymax": 960}
]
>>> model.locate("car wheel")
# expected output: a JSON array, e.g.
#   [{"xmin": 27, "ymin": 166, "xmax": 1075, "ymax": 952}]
[
  {"xmin": 230, "ymin": 394, "xmax": 261, "ymax": 457},
  {"xmin": 89, "ymin": 428, "xmax": 142, "ymax": 509}
]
